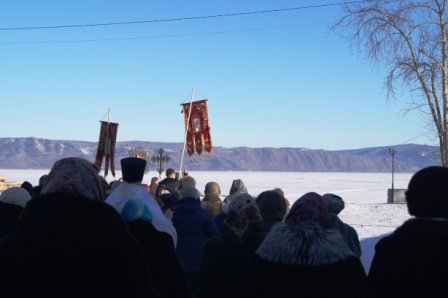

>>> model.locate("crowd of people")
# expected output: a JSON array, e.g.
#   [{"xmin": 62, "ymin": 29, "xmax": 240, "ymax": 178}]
[{"xmin": 0, "ymin": 156, "xmax": 447, "ymax": 297}]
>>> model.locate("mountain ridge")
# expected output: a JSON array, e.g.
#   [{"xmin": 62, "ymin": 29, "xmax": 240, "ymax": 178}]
[{"xmin": 0, "ymin": 137, "xmax": 441, "ymax": 173}]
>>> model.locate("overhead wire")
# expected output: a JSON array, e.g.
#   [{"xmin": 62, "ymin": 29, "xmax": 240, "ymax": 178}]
[
  {"xmin": 0, "ymin": 23, "xmax": 329, "ymax": 45},
  {"xmin": 0, "ymin": 1, "xmax": 362, "ymax": 31}
]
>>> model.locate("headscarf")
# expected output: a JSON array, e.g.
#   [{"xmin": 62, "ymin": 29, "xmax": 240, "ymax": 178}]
[
  {"xmin": 113, "ymin": 198, "xmax": 153, "ymax": 223},
  {"xmin": 222, "ymin": 193, "xmax": 263, "ymax": 244},
  {"xmin": 284, "ymin": 192, "xmax": 330, "ymax": 230},
  {"xmin": 41, "ymin": 157, "xmax": 105, "ymax": 201},
  {"xmin": 0, "ymin": 187, "xmax": 32, "ymax": 208}
]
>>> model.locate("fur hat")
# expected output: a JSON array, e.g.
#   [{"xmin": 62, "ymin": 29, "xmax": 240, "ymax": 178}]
[
  {"xmin": 121, "ymin": 157, "xmax": 146, "ymax": 183},
  {"xmin": 322, "ymin": 193, "xmax": 345, "ymax": 215},
  {"xmin": 406, "ymin": 166, "xmax": 448, "ymax": 218},
  {"xmin": 0, "ymin": 187, "xmax": 32, "ymax": 208},
  {"xmin": 179, "ymin": 185, "xmax": 200, "ymax": 200}
]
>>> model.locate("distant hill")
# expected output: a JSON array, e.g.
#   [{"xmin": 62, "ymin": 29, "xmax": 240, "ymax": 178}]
[{"xmin": 0, "ymin": 137, "xmax": 441, "ymax": 172}]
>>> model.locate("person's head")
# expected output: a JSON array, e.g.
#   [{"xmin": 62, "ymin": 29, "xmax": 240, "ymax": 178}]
[
  {"xmin": 222, "ymin": 193, "xmax": 263, "ymax": 244},
  {"xmin": 405, "ymin": 166, "xmax": 448, "ymax": 218},
  {"xmin": 255, "ymin": 190, "xmax": 287, "ymax": 222},
  {"xmin": 21, "ymin": 181, "xmax": 33, "ymax": 195},
  {"xmin": 273, "ymin": 187, "xmax": 285, "ymax": 198},
  {"xmin": 179, "ymin": 185, "xmax": 200, "ymax": 200},
  {"xmin": 284, "ymin": 192, "xmax": 330, "ymax": 230},
  {"xmin": 41, "ymin": 157, "xmax": 106, "ymax": 201},
  {"xmin": 322, "ymin": 193, "xmax": 345, "ymax": 215},
  {"xmin": 204, "ymin": 182, "xmax": 221, "ymax": 196},
  {"xmin": 225, "ymin": 179, "xmax": 248, "ymax": 204},
  {"xmin": 121, "ymin": 157, "xmax": 146, "ymax": 184},
  {"xmin": 0, "ymin": 187, "xmax": 32, "ymax": 208},
  {"xmin": 180, "ymin": 175, "xmax": 196, "ymax": 188},
  {"xmin": 150, "ymin": 177, "xmax": 159, "ymax": 185},
  {"xmin": 166, "ymin": 168, "xmax": 176, "ymax": 179},
  {"xmin": 113, "ymin": 198, "xmax": 153, "ymax": 223},
  {"xmin": 38, "ymin": 174, "xmax": 48, "ymax": 187}
]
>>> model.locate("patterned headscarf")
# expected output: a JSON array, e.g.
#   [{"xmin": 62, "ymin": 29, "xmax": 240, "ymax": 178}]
[
  {"xmin": 41, "ymin": 157, "xmax": 105, "ymax": 201},
  {"xmin": 113, "ymin": 198, "xmax": 153, "ymax": 223},
  {"xmin": 284, "ymin": 192, "xmax": 330, "ymax": 230},
  {"xmin": 222, "ymin": 193, "xmax": 263, "ymax": 244}
]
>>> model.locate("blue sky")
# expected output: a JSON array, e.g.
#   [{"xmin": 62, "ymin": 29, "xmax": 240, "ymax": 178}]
[{"xmin": 0, "ymin": 1, "xmax": 433, "ymax": 151}]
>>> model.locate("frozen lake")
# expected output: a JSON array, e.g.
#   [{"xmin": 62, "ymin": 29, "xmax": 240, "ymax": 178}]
[{"xmin": 1, "ymin": 169, "xmax": 412, "ymax": 205}]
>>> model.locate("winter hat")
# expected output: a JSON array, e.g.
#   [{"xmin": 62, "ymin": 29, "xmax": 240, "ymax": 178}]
[
  {"xmin": 121, "ymin": 157, "xmax": 146, "ymax": 183},
  {"xmin": 322, "ymin": 193, "xmax": 345, "ymax": 215},
  {"xmin": 204, "ymin": 182, "xmax": 221, "ymax": 196},
  {"xmin": 41, "ymin": 157, "xmax": 105, "ymax": 201},
  {"xmin": 222, "ymin": 193, "xmax": 263, "ymax": 244},
  {"xmin": 0, "ymin": 187, "xmax": 32, "ymax": 208},
  {"xmin": 255, "ymin": 190, "xmax": 287, "ymax": 222},
  {"xmin": 406, "ymin": 166, "xmax": 448, "ymax": 218},
  {"xmin": 179, "ymin": 185, "xmax": 200, "ymax": 200},
  {"xmin": 21, "ymin": 181, "xmax": 33, "ymax": 195},
  {"xmin": 285, "ymin": 192, "xmax": 330, "ymax": 230},
  {"xmin": 180, "ymin": 176, "xmax": 197, "ymax": 188}
]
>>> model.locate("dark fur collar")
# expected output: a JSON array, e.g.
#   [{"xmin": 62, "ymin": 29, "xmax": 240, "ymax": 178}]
[{"xmin": 255, "ymin": 223, "xmax": 355, "ymax": 266}]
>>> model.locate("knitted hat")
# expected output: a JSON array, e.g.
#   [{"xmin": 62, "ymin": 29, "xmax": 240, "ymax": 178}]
[
  {"xmin": 121, "ymin": 157, "xmax": 146, "ymax": 183},
  {"xmin": 406, "ymin": 166, "xmax": 448, "ymax": 218},
  {"xmin": 322, "ymin": 193, "xmax": 345, "ymax": 215},
  {"xmin": 285, "ymin": 192, "xmax": 330, "ymax": 229},
  {"xmin": 0, "ymin": 187, "xmax": 32, "ymax": 208},
  {"xmin": 179, "ymin": 185, "xmax": 200, "ymax": 200},
  {"xmin": 204, "ymin": 182, "xmax": 221, "ymax": 196}
]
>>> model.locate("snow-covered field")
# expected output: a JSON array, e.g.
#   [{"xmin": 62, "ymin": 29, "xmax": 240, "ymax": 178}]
[{"xmin": 1, "ymin": 169, "xmax": 414, "ymax": 273}]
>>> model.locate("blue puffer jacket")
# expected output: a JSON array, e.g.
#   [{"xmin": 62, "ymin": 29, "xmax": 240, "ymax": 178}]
[{"xmin": 172, "ymin": 196, "xmax": 220, "ymax": 273}]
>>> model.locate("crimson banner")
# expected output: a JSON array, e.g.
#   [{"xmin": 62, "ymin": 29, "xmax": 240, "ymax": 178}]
[
  {"xmin": 182, "ymin": 99, "xmax": 212, "ymax": 160},
  {"xmin": 94, "ymin": 121, "xmax": 119, "ymax": 177}
]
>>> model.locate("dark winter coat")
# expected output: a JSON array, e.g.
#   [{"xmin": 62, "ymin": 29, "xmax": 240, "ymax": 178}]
[
  {"xmin": 172, "ymin": 196, "xmax": 220, "ymax": 274},
  {"xmin": 0, "ymin": 202, "xmax": 23, "ymax": 242},
  {"xmin": 156, "ymin": 177, "xmax": 181, "ymax": 211},
  {"xmin": 237, "ymin": 224, "xmax": 370, "ymax": 298},
  {"xmin": 368, "ymin": 217, "xmax": 448, "ymax": 298},
  {"xmin": 196, "ymin": 232, "xmax": 266, "ymax": 298},
  {"xmin": 329, "ymin": 213, "xmax": 362, "ymax": 258},
  {"xmin": 126, "ymin": 219, "xmax": 192, "ymax": 298},
  {"xmin": 0, "ymin": 194, "xmax": 158, "ymax": 298}
]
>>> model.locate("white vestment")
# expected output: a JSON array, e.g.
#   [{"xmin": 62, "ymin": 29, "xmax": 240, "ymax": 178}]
[{"xmin": 106, "ymin": 182, "xmax": 178, "ymax": 246}]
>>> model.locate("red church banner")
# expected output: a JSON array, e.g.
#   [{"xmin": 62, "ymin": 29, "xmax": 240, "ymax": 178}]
[
  {"xmin": 94, "ymin": 121, "xmax": 119, "ymax": 177},
  {"xmin": 182, "ymin": 99, "xmax": 212, "ymax": 160}
]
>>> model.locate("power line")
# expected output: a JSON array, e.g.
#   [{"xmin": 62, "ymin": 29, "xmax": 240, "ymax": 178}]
[
  {"xmin": 0, "ymin": 1, "xmax": 361, "ymax": 31},
  {"xmin": 0, "ymin": 23, "xmax": 329, "ymax": 45}
]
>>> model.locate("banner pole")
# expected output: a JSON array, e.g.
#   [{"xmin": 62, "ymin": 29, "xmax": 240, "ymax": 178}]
[{"xmin": 179, "ymin": 88, "xmax": 195, "ymax": 177}]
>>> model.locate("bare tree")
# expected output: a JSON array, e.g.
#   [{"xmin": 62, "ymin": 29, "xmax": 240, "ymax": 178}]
[{"xmin": 331, "ymin": 0, "xmax": 448, "ymax": 166}]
